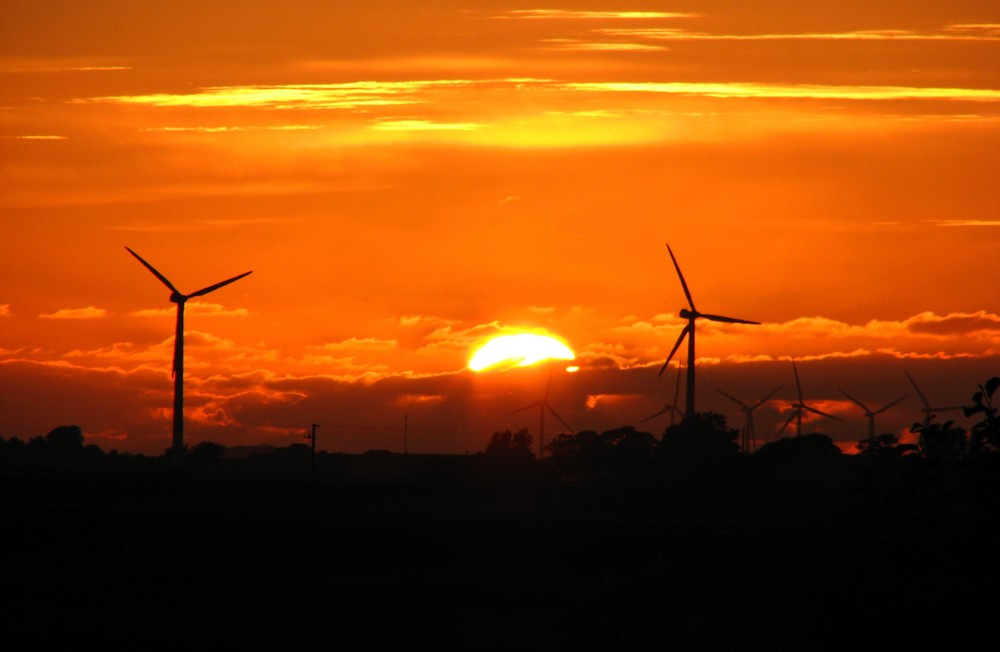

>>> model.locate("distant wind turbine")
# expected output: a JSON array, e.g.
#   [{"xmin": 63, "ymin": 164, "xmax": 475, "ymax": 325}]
[
  {"xmin": 717, "ymin": 384, "xmax": 783, "ymax": 453},
  {"xmin": 838, "ymin": 390, "xmax": 909, "ymax": 443},
  {"xmin": 658, "ymin": 243, "xmax": 760, "ymax": 418},
  {"xmin": 511, "ymin": 367, "xmax": 573, "ymax": 458},
  {"xmin": 126, "ymin": 247, "xmax": 252, "ymax": 462},
  {"xmin": 640, "ymin": 364, "xmax": 685, "ymax": 427},
  {"xmin": 905, "ymin": 370, "xmax": 964, "ymax": 429},
  {"xmin": 778, "ymin": 361, "xmax": 843, "ymax": 437}
]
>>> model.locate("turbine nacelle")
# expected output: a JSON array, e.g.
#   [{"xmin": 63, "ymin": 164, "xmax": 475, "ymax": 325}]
[
  {"xmin": 679, "ymin": 308, "xmax": 697, "ymax": 320},
  {"xmin": 169, "ymin": 292, "xmax": 186, "ymax": 304}
]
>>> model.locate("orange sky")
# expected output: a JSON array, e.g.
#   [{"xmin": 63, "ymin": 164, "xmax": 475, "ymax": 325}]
[{"xmin": 2, "ymin": 2, "xmax": 998, "ymax": 454}]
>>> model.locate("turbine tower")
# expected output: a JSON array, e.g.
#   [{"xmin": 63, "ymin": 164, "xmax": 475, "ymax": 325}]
[
  {"xmin": 511, "ymin": 368, "xmax": 573, "ymax": 458},
  {"xmin": 717, "ymin": 384, "xmax": 783, "ymax": 453},
  {"xmin": 126, "ymin": 247, "xmax": 252, "ymax": 462},
  {"xmin": 838, "ymin": 390, "xmax": 908, "ymax": 443},
  {"xmin": 658, "ymin": 243, "xmax": 760, "ymax": 418},
  {"xmin": 905, "ymin": 370, "xmax": 964, "ymax": 429},
  {"xmin": 640, "ymin": 364, "xmax": 685, "ymax": 427},
  {"xmin": 778, "ymin": 361, "xmax": 843, "ymax": 437}
]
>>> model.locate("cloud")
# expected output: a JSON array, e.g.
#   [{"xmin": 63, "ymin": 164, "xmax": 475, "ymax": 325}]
[
  {"xmin": 906, "ymin": 311, "xmax": 1000, "ymax": 336},
  {"xmin": 595, "ymin": 24, "xmax": 1000, "ymax": 42},
  {"xmin": 315, "ymin": 337, "xmax": 397, "ymax": 351},
  {"xmin": 129, "ymin": 302, "xmax": 250, "ymax": 318},
  {"xmin": 930, "ymin": 219, "xmax": 1000, "ymax": 227},
  {"xmin": 39, "ymin": 306, "xmax": 108, "ymax": 320},
  {"xmin": 1, "ymin": 135, "xmax": 67, "ymax": 140},
  {"xmin": 563, "ymin": 81, "xmax": 1000, "ymax": 103},
  {"xmin": 370, "ymin": 119, "xmax": 485, "ymax": 131},
  {"xmin": 497, "ymin": 10, "xmax": 697, "ymax": 20},
  {"xmin": 0, "ymin": 304, "xmax": 10, "ymax": 317}
]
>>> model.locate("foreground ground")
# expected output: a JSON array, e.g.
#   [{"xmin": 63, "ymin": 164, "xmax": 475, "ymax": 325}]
[{"xmin": 2, "ymin": 461, "xmax": 996, "ymax": 649}]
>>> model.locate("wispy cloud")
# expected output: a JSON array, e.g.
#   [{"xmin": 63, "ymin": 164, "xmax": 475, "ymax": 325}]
[
  {"xmin": 538, "ymin": 39, "xmax": 667, "ymax": 52},
  {"xmin": 39, "ymin": 306, "xmax": 107, "ymax": 320},
  {"xmin": 0, "ymin": 304, "xmax": 10, "ymax": 317},
  {"xmin": 86, "ymin": 80, "xmax": 486, "ymax": 110},
  {"xmin": 1, "ymin": 135, "xmax": 67, "ymax": 140},
  {"xmin": 595, "ymin": 23, "xmax": 1000, "ymax": 42},
  {"xmin": 497, "ymin": 10, "xmax": 698, "ymax": 20},
  {"xmin": 129, "ymin": 302, "xmax": 250, "ymax": 318},
  {"xmin": 564, "ymin": 81, "xmax": 1000, "ymax": 102},
  {"xmin": 930, "ymin": 219, "xmax": 1000, "ymax": 227},
  {"xmin": 370, "ymin": 119, "xmax": 485, "ymax": 131},
  {"xmin": 142, "ymin": 125, "xmax": 324, "ymax": 133}
]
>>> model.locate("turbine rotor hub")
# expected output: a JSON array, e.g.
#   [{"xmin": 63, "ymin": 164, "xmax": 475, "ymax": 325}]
[{"xmin": 679, "ymin": 308, "xmax": 698, "ymax": 320}]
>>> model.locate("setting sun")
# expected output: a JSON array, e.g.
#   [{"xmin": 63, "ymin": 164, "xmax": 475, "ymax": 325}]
[{"xmin": 468, "ymin": 333, "xmax": 575, "ymax": 372}]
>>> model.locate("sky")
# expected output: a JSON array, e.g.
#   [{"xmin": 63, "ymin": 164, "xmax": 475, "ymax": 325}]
[{"xmin": 1, "ymin": 1, "xmax": 998, "ymax": 455}]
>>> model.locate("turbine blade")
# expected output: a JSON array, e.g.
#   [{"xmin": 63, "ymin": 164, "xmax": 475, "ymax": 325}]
[
  {"xmin": 874, "ymin": 395, "xmax": 908, "ymax": 414},
  {"xmin": 188, "ymin": 270, "xmax": 253, "ymax": 298},
  {"xmin": 716, "ymin": 388, "xmax": 747, "ymax": 408},
  {"xmin": 546, "ymin": 404, "xmax": 574, "ymax": 434},
  {"xmin": 838, "ymin": 390, "xmax": 869, "ymax": 413},
  {"xmin": 792, "ymin": 362, "xmax": 803, "ymax": 402},
  {"xmin": 638, "ymin": 406, "xmax": 671, "ymax": 424},
  {"xmin": 511, "ymin": 401, "xmax": 541, "ymax": 415},
  {"xmin": 778, "ymin": 409, "xmax": 798, "ymax": 435},
  {"xmin": 699, "ymin": 312, "xmax": 761, "ymax": 326},
  {"xmin": 126, "ymin": 247, "xmax": 179, "ymax": 294},
  {"xmin": 904, "ymin": 370, "xmax": 930, "ymax": 408},
  {"xmin": 658, "ymin": 325, "xmax": 690, "ymax": 376},
  {"xmin": 751, "ymin": 385, "xmax": 784, "ymax": 410},
  {"xmin": 803, "ymin": 404, "xmax": 844, "ymax": 421},
  {"xmin": 665, "ymin": 243, "xmax": 696, "ymax": 312}
]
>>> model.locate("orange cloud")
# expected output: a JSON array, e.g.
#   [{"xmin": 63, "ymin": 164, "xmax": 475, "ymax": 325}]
[{"xmin": 39, "ymin": 306, "xmax": 107, "ymax": 320}]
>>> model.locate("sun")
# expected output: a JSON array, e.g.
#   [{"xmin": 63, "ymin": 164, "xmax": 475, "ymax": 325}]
[{"xmin": 469, "ymin": 333, "xmax": 575, "ymax": 372}]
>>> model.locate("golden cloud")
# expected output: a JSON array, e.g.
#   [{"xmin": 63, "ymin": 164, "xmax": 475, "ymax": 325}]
[{"xmin": 39, "ymin": 306, "xmax": 108, "ymax": 320}]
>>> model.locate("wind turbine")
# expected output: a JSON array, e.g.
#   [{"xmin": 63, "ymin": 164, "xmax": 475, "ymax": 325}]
[
  {"xmin": 717, "ymin": 384, "xmax": 783, "ymax": 453},
  {"xmin": 838, "ymin": 390, "xmax": 908, "ymax": 443},
  {"xmin": 778, "ymin": 361, "xmax": 843, "ymax": 437},
  {"xmin": 640, "ymin": 363, "xmax": 685, "ymax": 427},
  {"xmin": 905, "ymin": 370, "xmax": 964, "ymax": 429},
  {"xmin": 511, "ymin": 367, "xmax": 574, "ymax": 458},
  {"xmin": 658, "ymin": 243, "xmax": 760, "ymax": 419},
  {"xmin": 126, "ymin": 247, "xmax": 252, "ymax": 462}
]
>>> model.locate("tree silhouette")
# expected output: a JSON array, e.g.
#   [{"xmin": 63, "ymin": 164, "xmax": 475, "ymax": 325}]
[
  {"xmin": 486, "ymin": 429, "xmax": 534, "ymax": 462},
  {"xmin": 547, "ymin": 426, "xmax": 657, "ymax": 474},
  {"xmin": 855, "ymin": 433, "xmax": 915, "ymax": 457},
  {"xmin": 910, "ymin": 419, "xmax": 967, "ymax": 462},
  {"xmin": 754, "ymin": 433, "xmax": 842, "ymax": 460},
  {"xmin": 658, "ymin": 412, "xmax": 738, "ymax": 460},
  {"xmin": 965, "ymin": 376, "xmax": 999, "ymax": 453}
]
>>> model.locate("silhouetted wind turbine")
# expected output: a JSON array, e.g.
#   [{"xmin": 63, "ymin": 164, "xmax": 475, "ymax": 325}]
[
  {"xmin": 905, "ymin": 370, "xmax": 964, "ymax": 429},
  {"xmin": 778, "ymin": 361, "xmax": 843, "ymax": 437},
  {"xmin": 838, "ymin": 390, "xmax": 908, "ymax": 443},
  {"xmin": 658, "ymin": 243, "xmax": 759, "ymax": 419},
  {"xmin": 640, "ymin": 364, "xmax": 685, "ymax": 427},
  {"xmin": 717, "ymin": 384, "xmax": 783, "ymax": 453},
  {"xmin": 126, "ymin": 247, "xmax": 252, "ymax": 462},
  {"xmin": 511, "ymin": 368, "xmax": 573, "ymax": 458}
]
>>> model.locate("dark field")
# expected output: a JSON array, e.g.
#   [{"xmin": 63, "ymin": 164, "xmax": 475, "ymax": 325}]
[{"xmin": 2, "ymin": 459, "xmax": 997, "ymax": 649}]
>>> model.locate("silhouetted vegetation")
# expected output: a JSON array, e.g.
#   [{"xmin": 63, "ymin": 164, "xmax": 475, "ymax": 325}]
[
  {"xmin": 485, "ymin": 428, "xmax": 534, "ymax": 462},
  {"xmin": 547, "ymin": 425, "xmax": 657, "ymax": 475},
  {"xmin": 658, "ymin": 411, "xmax": 739, "ymax": 460}
]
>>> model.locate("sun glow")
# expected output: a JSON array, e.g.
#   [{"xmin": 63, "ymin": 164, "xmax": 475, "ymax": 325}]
[{"xmin": 468, "ymin": 333, "xmax": 575, "ymax": 372}]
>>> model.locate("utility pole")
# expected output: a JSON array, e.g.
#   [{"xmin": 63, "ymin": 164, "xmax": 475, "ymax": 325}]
[{"xmin": 305, "ymin": 423, "xmax": 321, "ymax": 480}]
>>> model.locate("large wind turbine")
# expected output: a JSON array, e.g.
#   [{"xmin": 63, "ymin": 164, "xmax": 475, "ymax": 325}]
[
  {"xmin": 838, "ymin": 390, "xmax": 908, "ymax": 443},
  {"xmin": 905, "ymin": 370, "xmax": 964, "ymax": 429},
  {"xmin": 778, "ymin": 361, "xmax": 843, "ymax": 437},
  {"xmin": 511, "ymin": 368, "xmax": 574, "ymax": 458},
  {"xmin": 658, "ymin": 243, "xmax": 760, "ymax": 418},
  {"xmin": 640, "ymin": 364, "xmax": 685, "ymax": 427},
  {"xmin": 717, "ymin": 384, "xmax": 783, "ymax": 453},
  {"xmin": 126, "ymin": 247, "xmax": 252, "ymax": 461}
]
